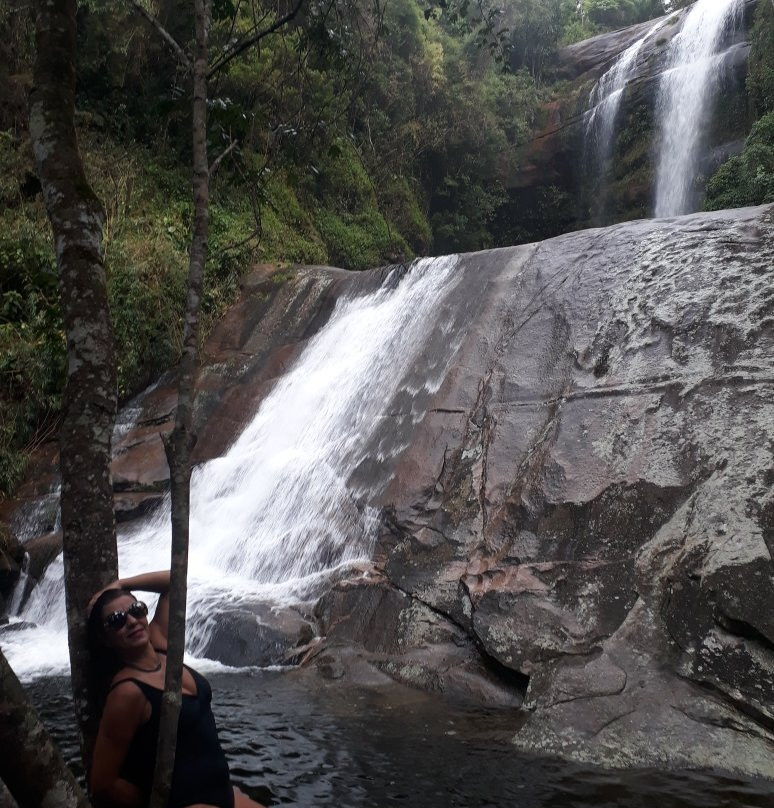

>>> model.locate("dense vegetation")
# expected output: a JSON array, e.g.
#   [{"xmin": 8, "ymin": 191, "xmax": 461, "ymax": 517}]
[
  {"xmin": 704, "ymin": 0, "xmax": 774, "ymax": 210},
  {"xmin": 0, "ymin": 0, "xmax": 770, "ymax": 496}
]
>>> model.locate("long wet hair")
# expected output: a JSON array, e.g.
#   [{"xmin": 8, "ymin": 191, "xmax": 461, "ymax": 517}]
[{"xmin": 87, "ymin": 587, "xmax": 136, "ymax": 708}]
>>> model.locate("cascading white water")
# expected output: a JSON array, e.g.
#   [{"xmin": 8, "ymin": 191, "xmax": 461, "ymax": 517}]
[
  {"xmin": 585, "ymin": 17, "xmax": 668, "ymax": 193},
  {"xmin": 6, "ymin": 552, "xmax": 30, "ymax": 616},
  {"xmin": 654, "ymin": 0, "xmax": 743, "ymax": 217},
  {"xmin": 2, "ymin": 256, "xmax": 466, "ymax": 678}
]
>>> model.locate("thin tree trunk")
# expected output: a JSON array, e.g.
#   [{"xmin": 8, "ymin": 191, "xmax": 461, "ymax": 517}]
[
  {"xmin": 0, "ymin": 649, "xmax": 91, "ymax": 808},
  {"xmin": 29, "ymin": 0, "xmax": 119, "ymax": 772},
  {"xmin": 149, "ymin": 1, "xmax": 211, "ymax": 805}
]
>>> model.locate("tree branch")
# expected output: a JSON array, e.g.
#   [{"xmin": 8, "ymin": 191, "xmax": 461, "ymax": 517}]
[
  {"xmin": 207, "ymin": 0, "xmax": 305, "ymax": 78},
  {"xmin": 209, "ymin": 137, "xmax": 239, "ymax": 176},
  {"xmin": 218, "ymin": 225, "xmax": 261, "ymax": 255},
  {"xmin": 129, "ymin": 0, "xmax": 191, "ymax": 71}
]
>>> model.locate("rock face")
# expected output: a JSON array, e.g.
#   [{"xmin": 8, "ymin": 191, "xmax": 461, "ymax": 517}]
[
  {"xmin": 505, "ymin": 0, "xmax": 758, "ymax": 241},
  {"xmin": 4, "ymin": 206, "xmax": 774, "ymax": 777},
  {"xmin": 0, "ymin": 522, "xmax": 24, "ymax": 612},
  {"xmin": 367, "ymin": 204, "xmax": 774, "ymax": 776}
]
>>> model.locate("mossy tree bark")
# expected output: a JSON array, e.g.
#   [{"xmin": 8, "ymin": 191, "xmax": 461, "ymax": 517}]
[
  {"xmin": 149, "ymin": 2, "xmax": 210, "ymax": 805},
  {"xmin": 28, "ymin": 0, "xmax": 119, "ymax": 772},
  {"xmin": 0, "ymin": 648, "xmax": 90, "ymax": 808}
]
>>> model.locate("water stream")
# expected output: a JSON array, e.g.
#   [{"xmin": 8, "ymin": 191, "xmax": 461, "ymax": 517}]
[
  {"xmin": 6, "ymin": 552, "xmax": 29, "ymax": 616},
  {"xmin": 2, "ymin": 256, "xmax": 467, "ymax": 678},
  {"xmin": 584, "ymin": 17, "xmax": 668, "ymax": 220},
  {"xmin": 28, "ymin": 673, "xmax": 774, "ymax": 807},
  {"xmin": 653, "ymin": 0, "xmax": 743, "ymax": 217}
]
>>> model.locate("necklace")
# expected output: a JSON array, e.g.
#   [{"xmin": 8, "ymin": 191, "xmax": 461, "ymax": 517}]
[{"xmin": 125, "ymin": 654, "xmax": 161, "ymax": 673}]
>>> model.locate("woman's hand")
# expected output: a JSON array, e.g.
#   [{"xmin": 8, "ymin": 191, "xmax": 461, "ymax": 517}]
[{"xmin": 88, "ymin": 580, "xmax": 121, "ymax": 616}]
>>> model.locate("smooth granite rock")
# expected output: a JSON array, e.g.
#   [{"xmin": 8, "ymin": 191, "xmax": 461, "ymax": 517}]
[{"xmin": 368, "ymin": 204, "xmax": 774, "ymax": 776}]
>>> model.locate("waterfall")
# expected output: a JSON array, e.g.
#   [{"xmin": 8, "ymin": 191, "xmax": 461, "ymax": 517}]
[
  {"xmin": 585, "ymin": 17, "xmax": 668, "ymax": 218},
  {"xmin": 2, "ymin": 255, "xmax": 468, "ymax": 678},
  {"xmin": 6, "ymin": 552, "xmax": 30, "ymax": 616},
  {"xmin": 654, "ymin": 0, "xmax": 743, "ymax": 217}
]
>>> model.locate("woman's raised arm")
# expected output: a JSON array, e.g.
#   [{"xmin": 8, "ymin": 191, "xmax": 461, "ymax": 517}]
[
  {"xmin": 90, "ymin": 570, "xmax": 171, "ymax": 648},
  {"xmin": 119, "ymin": 570, "xmax": 171, "ymax": 648},
  {"xmin": 113, "ymin": 570, "xmax": 170, "ymax": 596}
]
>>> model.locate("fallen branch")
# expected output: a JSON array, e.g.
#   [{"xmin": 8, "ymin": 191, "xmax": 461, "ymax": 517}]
[{"xmin": 209, "ymin": 138, "xmax": 239, "ymax": 176}]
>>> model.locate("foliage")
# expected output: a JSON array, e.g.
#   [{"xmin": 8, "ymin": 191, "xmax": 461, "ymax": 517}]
[
  {"xmin": 704, "ymin": 1, "xmax": 774, "ymax": 211},
  {"xmin": 747, "ymin": 0, "xmax": 774, "ymax": 117},
  {"xmin": 583, "ymin": 0, "xmax": 664, "ymax": 29},
  {"xmin": 0, "ymin": 207, "xmax": 64, "ymax": 493},
  {"xmin": 561, "ymin": 0, "xmax": 668, "ymax": 43},
  {"xmin": 703, "ymin": 112, "xmax": 774, "ymax": 211},
  {"xmin": 505, "ymin": 0, "xmax": 569, "ymax": 75}
]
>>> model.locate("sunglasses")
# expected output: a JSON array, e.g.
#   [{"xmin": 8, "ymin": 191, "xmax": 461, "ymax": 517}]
[{"xmin": 104, "ymin": 601, "xmax": 149, "ymax": 631}]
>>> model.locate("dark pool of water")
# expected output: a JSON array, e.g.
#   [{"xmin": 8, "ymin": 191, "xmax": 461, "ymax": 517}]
[{"xmin": 27, "ymin": 672, "xmax": 774, "ymax": 808}]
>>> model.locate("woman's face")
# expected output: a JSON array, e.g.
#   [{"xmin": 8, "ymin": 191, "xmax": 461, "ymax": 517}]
[{"xmin": 99, "ymin": 593, "xmax": 150, "ymax": 655}]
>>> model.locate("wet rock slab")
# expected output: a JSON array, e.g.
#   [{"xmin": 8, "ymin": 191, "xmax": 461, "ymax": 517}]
[
  {"xmin": 359, "ymin": 205, "xmax": 774, "ymax": 777},
  {"xmin": 198, "ymin": 602, "xmax": 316, "ymax": 668}
]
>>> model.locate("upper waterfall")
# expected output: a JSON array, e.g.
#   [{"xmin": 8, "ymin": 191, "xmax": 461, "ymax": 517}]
[
  {"xmin": 584, "ymin": 17, "xmax": 669, "ymax": 221},
  {"xmin": 654, "ymin": 0, "xmax": 744, "ymax": 217}
]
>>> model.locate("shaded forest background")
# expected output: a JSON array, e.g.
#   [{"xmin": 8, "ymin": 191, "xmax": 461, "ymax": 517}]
[{"xmin": 0, "ymin": 0, "xmax": 772, "ymax": 495}]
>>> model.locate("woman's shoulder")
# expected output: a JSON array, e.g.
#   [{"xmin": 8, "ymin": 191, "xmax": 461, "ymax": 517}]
[
  {"xmin": 105, "ymin": 670, "xmax": 161, "ymax": 708},
  {"xmin": 106, "ymin": 674, "xmax": 149, "ymax": 701},
  {"xmin": 101, "ymin": 676, "xmax": 152, "ymax": 733}
]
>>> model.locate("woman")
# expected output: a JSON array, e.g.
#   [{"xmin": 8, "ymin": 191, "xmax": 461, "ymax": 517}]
[{"xmin": 88, "ymin": 570, "xmax": 265, "ymax": 808}]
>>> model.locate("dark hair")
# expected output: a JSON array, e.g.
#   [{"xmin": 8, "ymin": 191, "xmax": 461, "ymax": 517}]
[{"xmin": 87, "ymin": 588, "xmax": 135, "ymax": 707}]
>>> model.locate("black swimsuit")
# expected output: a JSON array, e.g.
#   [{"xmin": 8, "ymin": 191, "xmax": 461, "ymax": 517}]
[{"xmin": 111, "ymin": 662, "xmax": 234, "ymax": 808}]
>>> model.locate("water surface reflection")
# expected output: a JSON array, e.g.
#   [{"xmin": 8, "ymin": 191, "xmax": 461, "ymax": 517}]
[{"xmin": 27, "ymin": 672, "xmax": 774, "ymax": 807}]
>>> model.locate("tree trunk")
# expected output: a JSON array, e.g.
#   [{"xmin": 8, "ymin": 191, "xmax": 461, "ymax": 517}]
[
  {"xmin": 0, "ymin": 779, "xmax": 20, "ymax": 808},
  {"xmin": 29, "ymin": 0, "xmax": 119, "ymax": 771},
  {"xmin": 149, "ymin": 2, "xmax": 211, "ymax": 806},
  {"xmin": 0, "ymin": 649, "xmax": 91, "ymax": 808}
]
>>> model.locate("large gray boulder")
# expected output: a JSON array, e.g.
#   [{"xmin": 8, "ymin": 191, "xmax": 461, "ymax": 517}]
[{"xmin": 362, "ymin": 204, "xmax": 774, "ymax": 776}]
